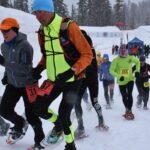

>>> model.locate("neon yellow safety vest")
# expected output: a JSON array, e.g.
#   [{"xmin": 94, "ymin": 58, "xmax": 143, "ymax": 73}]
[{"xmin": 43, "ymin": 14, "xmax": 75, "ymax": 82}]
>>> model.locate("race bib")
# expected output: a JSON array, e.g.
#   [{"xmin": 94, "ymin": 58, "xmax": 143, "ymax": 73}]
[
  {"xmin": 26, "ymin": 82, "xmax": 39, "ymax": 103},
  {"xmin": 144, "ymin": 82, "xmax": 150, "ymax": 87},
  {"xmin": 38, "ymin": 80, "xmax": 55, "ymax": 96},
  {"xmin": 120, "ymin": 68, "xmax": 129, "ymax": 77}
]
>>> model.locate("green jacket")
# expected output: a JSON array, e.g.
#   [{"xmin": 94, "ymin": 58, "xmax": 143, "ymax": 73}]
[{"xmin": 109, "ymin": 55, "xmax": 140, "ymax": 85}]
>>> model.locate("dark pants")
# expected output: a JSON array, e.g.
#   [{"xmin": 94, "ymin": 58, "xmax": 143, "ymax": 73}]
[
  {"xmin": 32, "ymin": 79, "xmax": 83, "ymax": 136},
  {"xmin": 119, "ymin": 81, "xmax": 134, "ymax": 111},
  {"xmin": 75, "ymin": 77, "xmax": 104, "ymax": 127},
  {"xmin": 136, "ymin": 80, "xmax": 149, "ymax": 107},
  {"xmin": 0, "ymin": 84, "xmax": 44, "ymax": 144},
  {"xmin": 102, "ymin": 80, "xmax": 114, "ymax": 104}
]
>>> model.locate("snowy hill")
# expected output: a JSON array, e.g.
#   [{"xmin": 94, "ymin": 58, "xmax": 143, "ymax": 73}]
[{"xmin": 0, "ymin": 6, "xmax": 150, "ymax": 150}]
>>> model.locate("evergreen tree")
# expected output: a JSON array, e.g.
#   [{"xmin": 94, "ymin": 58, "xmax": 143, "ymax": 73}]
[
  {"xmin": 77, "ymin": 0, "xmax": 113, "ymax": 26},
  {"xmin": 71, "ymin": 4, "xmax": 78, "ymax": 21},
  {"xmin": 14, "ymin": 0, "xmax": 29, "ymax": 12},
  {"xmin": 77, "ymin": 0, "xmax": 89, "ymax": 25},
  {"xmin": 126, "ymin": 2, "xmax": 138, "ymax": 29},
  {"xmin": 100, "ymin": 0, "xmax": 112, "ymax": 26},
  {"xmin": 113, "ymin": 0, "xmax": 124, "ymax": 24},
  {"xmin": 53, "ymin": 0, "xmax": 69, "ymax": 17},
  {"xmin": 0, "ymin": 0, "xmax": 11, "ymax": 7},
  {"xmin": 87, "ymin": 0, "xmax": 97, "ymax": 26}
]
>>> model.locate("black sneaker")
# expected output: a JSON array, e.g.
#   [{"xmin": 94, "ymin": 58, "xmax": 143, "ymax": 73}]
[
  {"xmin": 64, "ymin": 142, "xmax": 77, "ymax": 150},
  {"xmin": 28, "ymin": 143, "xmax": 45, "ymax": 150}
]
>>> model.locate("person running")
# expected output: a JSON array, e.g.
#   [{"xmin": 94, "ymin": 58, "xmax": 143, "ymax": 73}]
[
  {"xmin": 110, "ymin": 44, "xmax": 140, "ymax": 120},
  {"xmin": 0, "ymin": 17, "xmax": 45, "ymax": 147},
  {"xmin": 133, "ymin": 55, "xmax": 150, "ymax": 110},
  {"xmin": 74, "ymin": 30, "xmax": 109, "ymax": 139},
  {"xmin": 99, "ymin": 54, "xmax": 115, "ymax": 109},
  {"xmin": 31, "ymin": 0, "xmax": 92, "ymax": 149}
]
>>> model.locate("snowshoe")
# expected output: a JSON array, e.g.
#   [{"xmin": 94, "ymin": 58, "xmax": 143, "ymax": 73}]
[
  {"xmin": 74, "ymin": 128, "xmax": 88, "ymax": 140},
  {"xmin": 123, "ymin": 111, "xmax": 135, "ymax": 120},
  {"xmin": 143, "ymin": 106, "xmax": 149, "ymax": 110},
  {"xmin": 136, "ymin": 101, "xmax": 142, "ymax": 108},
  {"xmin": 95, "ymin": 124, "xmax": 109, "ymax": 131},
  {"xmin": 27, "ymin": 143, "xmax": 45, "ymax": 150},
  {"xmin": 42, "ymin": 127, "xmax": 63, "ymax": 146},
  {"xmin": 6, "ymin": 120, "xmax": 29, "ymax": 144},
  {"xmin": 105, "ymin": 104, "xmax": 112, "ymax": 109}
]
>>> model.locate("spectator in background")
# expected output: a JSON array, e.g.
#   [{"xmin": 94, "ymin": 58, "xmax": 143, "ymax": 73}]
[
  {"xmin": 114, "ymin": 45, "xmax": 119, "ymax": 55},
  {"xmin": 137, "ymin": 46, "xmax": 144, "ymax": 57},
  {"xmin": 130, "ymin": 45, "xmax": 138, "ymax": 56},
  {"xmin": 96, "ymin": 51, "xmax": 103, "ymax": 73},
  {"xmin": 112, "ymin": 45, "xmax": 115, "ymax": 55}
]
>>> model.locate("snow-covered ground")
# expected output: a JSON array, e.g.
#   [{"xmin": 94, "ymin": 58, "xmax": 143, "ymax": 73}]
[{"xmin": 0, "ymin": 6, "xmax": 150, "ymax": 150}]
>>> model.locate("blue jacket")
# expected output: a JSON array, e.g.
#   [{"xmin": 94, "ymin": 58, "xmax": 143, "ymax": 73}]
[{"xmin": 99, "ymin": 61, "xmax": 114, "ymax": 81}]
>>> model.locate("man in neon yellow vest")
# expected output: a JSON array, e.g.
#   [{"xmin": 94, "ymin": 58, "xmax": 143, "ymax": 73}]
[{"xmin": 31, "ymin": 0, "xmax": 93, "ymax": 149}]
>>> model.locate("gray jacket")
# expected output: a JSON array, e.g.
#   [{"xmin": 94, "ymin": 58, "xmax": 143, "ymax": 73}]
[{"xmin": 1, "ymin": 32, "xmax": 34, "ymax": 88}]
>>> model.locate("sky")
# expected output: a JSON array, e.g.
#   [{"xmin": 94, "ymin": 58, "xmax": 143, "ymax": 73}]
[{"xmin": 0, "ymin": 6, "xmax": 150, "ymax": 150}]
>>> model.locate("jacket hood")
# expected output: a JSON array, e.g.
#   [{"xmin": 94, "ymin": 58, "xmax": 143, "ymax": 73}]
[{"xmin": 15, "ymin": 32, "xmax": 27, "ymax": 43}]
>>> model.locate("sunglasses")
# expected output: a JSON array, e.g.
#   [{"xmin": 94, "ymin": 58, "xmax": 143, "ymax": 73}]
[{"xmin": 1, "ymin": 29, "xmax": 11, "ymax": 34}]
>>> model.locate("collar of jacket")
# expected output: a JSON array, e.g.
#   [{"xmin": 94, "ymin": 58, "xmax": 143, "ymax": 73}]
[
  {"xmin": 46, "ymin": 13, "xmax": 62, "ymax": 31},
  {"xmin": 4, "ymin": 34, "xmax": 18, "ymax": 46}
]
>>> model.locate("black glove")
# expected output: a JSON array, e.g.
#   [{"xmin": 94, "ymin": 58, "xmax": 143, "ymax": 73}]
[
  {"xmin": 135, "ymin": 72, "xmax": 140, "ymax": 78},
  {"xmin": 0, "ymin": 54, "xmax": 5, "ymax": 65},
  {"xmin": 32, "ymin": 64, "xmax": 44, "ymax": 80},
  {"xmin": 1, "ymin": 75, "xmax": 8, "ymax": 85},
  {"xmin": 55, "ymin": 69, "xmax": 74, "ymax": 86},
  {"xmin": 120, "ymin": 76, "xmax": 124, "ymax": 81}
]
